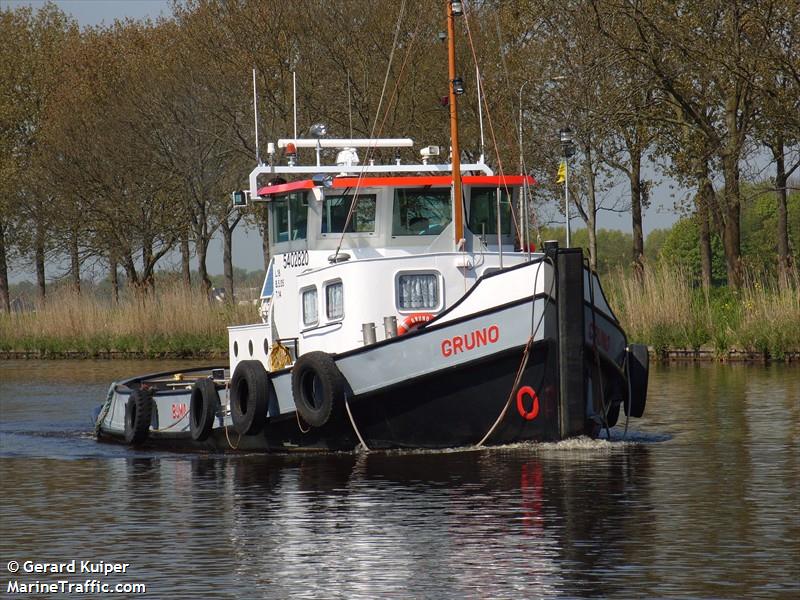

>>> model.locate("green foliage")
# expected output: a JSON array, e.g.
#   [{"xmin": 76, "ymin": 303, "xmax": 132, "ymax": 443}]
[
  {"xmin": 537, "ymin": 226, "xmax": 634, "ymax": 275},
  {"xmin": 740, "ymin": 185, "xmax": 800, "ymax": 275},
  {"xmin": 658, "ymin": 217, "xmax": 727, "ymax": 283},
  {"xmin": 644, "ymin": 228, "xmax": 670, "ymax": 261}
]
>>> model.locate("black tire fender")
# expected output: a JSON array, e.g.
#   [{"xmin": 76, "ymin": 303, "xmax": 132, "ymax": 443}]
[
  {"xmin": 230, "ymin": 360, "xmax": 269, "ymax": 435},
  {"xmin": 625, "ymin": 344, "xmax": 649, "ymax": 418},
  {"xmin": 291, "ymin": 351, "xmax": 345, "ymax": 428},
  {"xmin": 190, "ymin": 378, "xmax": 220, "ymax": 442},
  {"xmin": 124, "ymin": 388, "xmax": 154, "ymax": 445}
]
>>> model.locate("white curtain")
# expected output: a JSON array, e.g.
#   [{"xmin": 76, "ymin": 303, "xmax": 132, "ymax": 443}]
[
  {"xmin": 398, "ymin": 274, "xmax": 438, "ymax": 309},
  {"xmin": 326, "ymin": 283, "xmax": 344, "ymax": 319},
  {"xmin": 302, "ymin": 288, "xmax": 318, "ymax": 325}
]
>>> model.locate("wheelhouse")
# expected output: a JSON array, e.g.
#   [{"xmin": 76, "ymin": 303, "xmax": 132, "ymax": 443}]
[{"xmin": 257, "ymin": 175, "xmax": 532, "ymax": 258}]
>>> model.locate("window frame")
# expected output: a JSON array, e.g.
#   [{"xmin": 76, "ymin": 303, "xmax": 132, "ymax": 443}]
[
  {"xmin": 324, "ymin": 279, "xmax": 344, "ymax": 322},
  {"xmin": 270, "ymin": 191, "xmax": 309, "ymax": 246},
  {"xmin": 320, "ymin": 193, "xmax": 378, "ymax": 237},
  {"xmin": 467, "ymin": 186, "xmax": 513, "ymax": 237},
  {"xmin": 391, "ymin": 187, "xmax": 453, "ymax": 237},
  {"xmin": 300, "ymin": 285, "xmax": 319, "ymax": 327},
  {"xmin": 394, "ymin": 270, "xmax": 443, "ymax": 313}
]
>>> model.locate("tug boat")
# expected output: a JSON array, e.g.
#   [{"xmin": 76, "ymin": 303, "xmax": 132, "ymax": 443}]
[
  {"xmin": 94, "ymin": 3, "xmax": 648, "ymax": 452},
  {"xmin": 93, "ymin": 148, "xmax": 648, "ymax": 451}
]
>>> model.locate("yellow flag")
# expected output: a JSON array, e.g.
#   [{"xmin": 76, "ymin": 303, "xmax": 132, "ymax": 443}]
[{"xmin": 556, "ymin": 160, "xmax": 566, "ymax": 183}]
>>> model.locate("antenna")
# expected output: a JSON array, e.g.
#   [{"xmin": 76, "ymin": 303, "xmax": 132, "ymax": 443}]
[
  {"xmin": 476, "ymin": 64, "xmax": 485, "ymax": 161},
  {"xmin": 252, "ymin": 68, "xmax": 261, "ymax": 165},
  {"xmin": 292, "ymin": 71, "xmax": 298, "ymax": 142}
]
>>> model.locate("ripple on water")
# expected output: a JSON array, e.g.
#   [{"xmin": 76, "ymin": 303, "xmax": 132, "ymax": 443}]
[{"xmin": 1, "ymin": 361, "xmax": 798, "ymax": 599}]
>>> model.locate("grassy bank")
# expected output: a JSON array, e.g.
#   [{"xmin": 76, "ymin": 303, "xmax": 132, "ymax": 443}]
[
  {"xmin": 2, "ymin": 266, "xmax": 798, "ymax": 360},
  {"xmin": 605, "ymin": 265, "xmax": 800, "ymax": 360},
  {"xmin": 0, "ymin": 288, "xmax": 255, "ymax": 358}
]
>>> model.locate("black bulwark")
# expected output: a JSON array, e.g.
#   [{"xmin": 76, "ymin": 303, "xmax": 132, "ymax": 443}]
[{"xmin": 557, "ymin": 248, "xmax": 587, "ymax": 438}]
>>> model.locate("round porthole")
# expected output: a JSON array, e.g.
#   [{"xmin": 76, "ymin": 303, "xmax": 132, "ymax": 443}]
[
  {"xmin": 233, "ymin": 341, "xmax": 239, "ymax": 357},
  {"xmin": 248, "ymin": 340, "xmax": 254, "ymax": 357}
]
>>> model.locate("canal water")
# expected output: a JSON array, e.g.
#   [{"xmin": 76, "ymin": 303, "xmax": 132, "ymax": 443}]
[{"xmin": 0, "ymin": 360, "xmax": 798, "ymax": 599}]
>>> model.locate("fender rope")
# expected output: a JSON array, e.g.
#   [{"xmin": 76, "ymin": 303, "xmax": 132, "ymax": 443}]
[
  {"xmin": 476, "ymin": 257, "xmax": 552, "ymax": 447},
  {"xmin": 94, "ymin": 381, "xmax": 117, "ymax": 437},
  {"xmin": 222, "ymin": 378, "xmax": 241, "ymax": 450},
  {"xmin": 345, "ymin": 395, "xmax": 370, "ymax": 452}
]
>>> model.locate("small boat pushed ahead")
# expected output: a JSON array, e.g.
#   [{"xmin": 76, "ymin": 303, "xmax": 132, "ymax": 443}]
[{"xmin": 94, "ymin": 3, "xmax": 648, "ymax": 452}]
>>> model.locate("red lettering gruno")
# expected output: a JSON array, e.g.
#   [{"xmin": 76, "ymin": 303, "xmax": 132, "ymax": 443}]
[
  {"xmin": 441, "ymin": 324, "xmax": 500, "ymax": 357},
  {"xmin": 516, "ymin": 386, "xmax": 540, "ymax": 421}
]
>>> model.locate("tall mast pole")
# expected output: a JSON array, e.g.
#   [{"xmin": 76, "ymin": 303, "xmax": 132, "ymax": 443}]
[{"xmin": 447, "ymin": 1, "xmax": 464, "ymax": 247}]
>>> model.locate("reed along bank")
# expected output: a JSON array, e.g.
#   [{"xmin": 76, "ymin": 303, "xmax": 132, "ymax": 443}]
[{"xmin": 1, "ymin": 267, "xmax": 798, "ymax": 361}]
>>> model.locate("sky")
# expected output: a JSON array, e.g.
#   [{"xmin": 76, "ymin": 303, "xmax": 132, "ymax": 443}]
[
  {"xmin": 1, "ymin": 0, "xmax": 172, "ymax": 26},
  {"xmin": 4, "ymin": 0, "xmax": 683, "ymax": 284}
]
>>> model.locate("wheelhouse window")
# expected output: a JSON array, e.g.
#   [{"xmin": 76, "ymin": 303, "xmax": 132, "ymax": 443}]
[
  {"xmin": 301, "ymin": 287, "xmax": 318, "ymax": 326},
  {"xmin": 271, "ymin": 192, "xmax": 308, "ymax": 242},
  {"xmin": 322, "ymin": 194, "xmax": 376, "ymax": 234},
  {"xmin": 397, "ymin": 272, "xmax": 440, "ymax": 310},
  {"xmin": 468, "ymin": 187, "xmax": 512, "ymax": 235},
  {"xmin": 392, "ymin": 188, "xmax": 452, "ymax": 236},
  {"xmin": 325, "ymin": 281, "xmax": 344, "ymax": 320}
]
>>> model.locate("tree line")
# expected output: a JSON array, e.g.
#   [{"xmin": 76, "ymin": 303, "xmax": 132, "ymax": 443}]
[{"xmin": 1, "ymin": 0, "xmax": 798, "ymax": 313}]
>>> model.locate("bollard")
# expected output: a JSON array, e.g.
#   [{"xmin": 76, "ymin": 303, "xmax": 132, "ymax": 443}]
[
  {"xmin": 383, "ymin": 316, "xmax": 398, "ymax": 339},
  {"xmin": 361, "ymin": 322, "xmax": 377, "ymax": 346}
]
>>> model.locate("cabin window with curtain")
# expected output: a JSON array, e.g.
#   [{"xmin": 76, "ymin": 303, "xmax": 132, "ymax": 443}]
[
  {"xmin": 392, "ymin": 188, "xmax": 452, "ymax": 235},
  {"xmin": 271, "ymin": 192, "xmax": 308, "ymax": 242},
  {"xmin": 397, "ymin": 272, "xmax": 440, "ymax": 310},
  {"xmin": 301, "ymin": 287, "xmax": 318, "ymax": 326},
  {"xmin": 322, "ymin": 194, "xmax": 376, "ymax": 234},
  {"xmin": 325, "ymin": 281, "xmax": 344, "ymax": 320},
  {"xmin": 468, "ymin": 187, "xmax": 512, "ymax": 236}
]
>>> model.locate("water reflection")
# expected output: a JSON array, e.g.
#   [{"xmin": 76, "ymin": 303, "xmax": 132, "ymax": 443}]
[
  {"xmin": 21, "ymin": 447, "xmax": 646, "ymax": 599},
  {"xmin": 1, "ymin": 361, "xmax": 799, "ymax": 598}
]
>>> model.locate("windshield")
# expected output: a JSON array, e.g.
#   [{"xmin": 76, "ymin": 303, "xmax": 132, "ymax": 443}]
[
  {"xmin": 392, "ymin": 188, "xmax": 451, "ymax": 236},
  {"xmin": 468, "ymin": 187, "xmax": 512, "ymax": 235},
  {"xmin": 322, "ymin": 194, "xmax": 377, "ymax": 233},
  {"xmin": 271, "ymin": 192, "xmax": 308, "ymax": 242}
]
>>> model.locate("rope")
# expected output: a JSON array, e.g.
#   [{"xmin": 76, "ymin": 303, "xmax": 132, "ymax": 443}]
[
  {"xmin": 295, "ymin": 410, "xmax": 310, "ymax": 434},
  {"xmin": 475, "ymin": 257, "xmax": 552, "ymax": 447},
  {"xmin": 345, "ymin": 395, "xmax": 370, "ymax": 452},
  {"xmin": 461, "ymin": 5, "xmax": 523, "ymax": 244},
  {"xmin": 475, "ymin": 338, "xmax": 535, "ymax": 447},
  {"xmin": 331, "ymin": 0, "xmax": 413, "ymax": 260},
  {"xmin": 223, "ymin": 421, "xmax": 242, "ymax": 450},
  {"xmin": 269, "ymin": 342, "xmax": 293, "ymax": 370},
  {"xmin": 222, "ymin": 378, "xmax": 241, "ymax": 450},
  {"xmin": 151, "ymin": 403, "xmax": 191, "ymax": 433},
  {"xmin": 94, "ymin": 382, "xmax": 117, "ymax": 437}
]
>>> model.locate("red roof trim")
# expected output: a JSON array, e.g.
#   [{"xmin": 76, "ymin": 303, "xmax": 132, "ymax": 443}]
[
  {"xmin": 336, "ymin": 175, "xmax": 536, "ymax": 188},
  {"xmin": 256, "ymin": 174, "xmax": 536, "ymax": 196},
  {"xmin": 464, "ymin": 175, "xmax": 536, "ymax": 186},
  {"xmin": 332, "ymin": 176, "xmax": 451, "ymax": 188},
  {"xmin": 256, "ymin": 180, "xmax": 315, "ymax": 197}
]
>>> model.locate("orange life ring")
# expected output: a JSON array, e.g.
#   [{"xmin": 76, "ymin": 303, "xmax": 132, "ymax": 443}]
[
  {"xmin": 397, "ymin": 313, "xmax": 435, "ymax": 335},
  {"xmin": 516, "ymin": 385, "xmax": 540, "ymax": 421}
]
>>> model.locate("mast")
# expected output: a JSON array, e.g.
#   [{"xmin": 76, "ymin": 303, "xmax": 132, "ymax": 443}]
[{"xmin": 446, "ymin": 1, "xmax": 464, "ymax": 247}]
